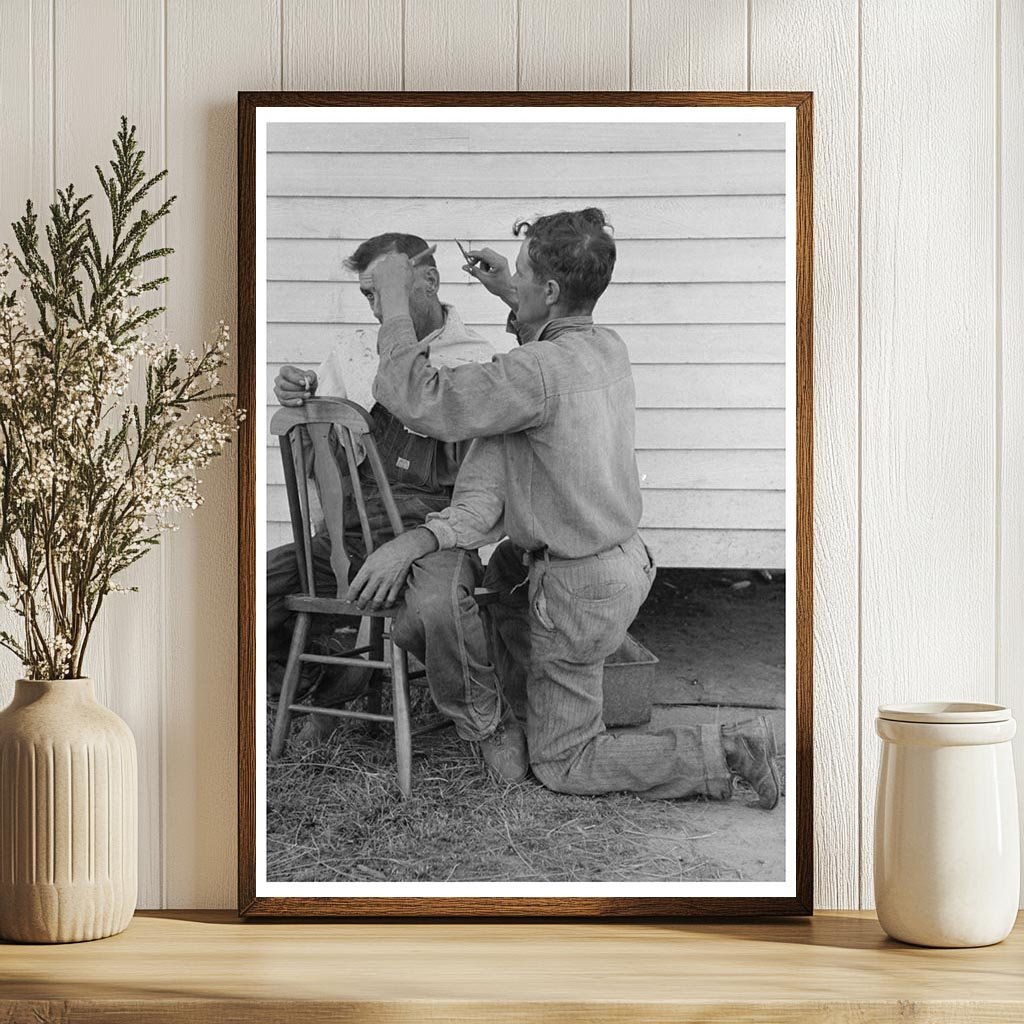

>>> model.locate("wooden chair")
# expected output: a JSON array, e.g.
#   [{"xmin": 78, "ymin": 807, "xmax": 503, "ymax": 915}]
[{"xmin": 268, "ymin": 397, "xmax": 414, "ymax": 797}]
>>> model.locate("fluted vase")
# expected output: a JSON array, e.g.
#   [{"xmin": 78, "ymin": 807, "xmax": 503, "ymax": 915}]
[{"xmin": 0, "ymin": 678, "xmax": 137, "ymax": 943}]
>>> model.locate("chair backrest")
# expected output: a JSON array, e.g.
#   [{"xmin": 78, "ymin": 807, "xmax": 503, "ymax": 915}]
[{"xmin": 270, "ymin": 397, "xmax": 405, "ymax": 599}]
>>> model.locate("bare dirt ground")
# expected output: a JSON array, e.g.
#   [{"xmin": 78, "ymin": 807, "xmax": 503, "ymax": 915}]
[{"xmin": 630, "ymin": 567, "xmax": 787, "ymax": 881}]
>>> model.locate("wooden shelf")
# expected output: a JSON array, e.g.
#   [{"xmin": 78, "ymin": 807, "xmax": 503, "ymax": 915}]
[{"xmin": 2, "ymin": 910, "xmax": 1022, "ymax": 1022}]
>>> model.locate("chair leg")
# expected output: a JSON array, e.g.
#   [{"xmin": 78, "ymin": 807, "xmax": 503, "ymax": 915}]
[
  {"xmin": 366, "ymin": 617, "xmax": 385, "ymax": 735},
  {"xmin": 391, "ymin": 637, "xmax": 412, "ymax": 798},
  {"xmin": 270, "ymin": 612, "xmax": 311, "ymax": 759}
]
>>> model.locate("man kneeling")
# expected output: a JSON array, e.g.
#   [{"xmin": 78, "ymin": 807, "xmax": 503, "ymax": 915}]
[{"xmin": 348, "ymin": 209, "xmax": 780, "ymax": 809}]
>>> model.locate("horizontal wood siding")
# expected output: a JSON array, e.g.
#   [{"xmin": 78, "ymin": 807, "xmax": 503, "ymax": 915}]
[{"xmin": 266, "ymin": 120, "xmax": 786, "ymax": 567}]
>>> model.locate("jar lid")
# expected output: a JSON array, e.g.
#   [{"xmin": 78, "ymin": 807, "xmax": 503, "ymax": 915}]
[{"xmin": 877, "ymin": 701, "xmax": 1011, "ymax": 724}]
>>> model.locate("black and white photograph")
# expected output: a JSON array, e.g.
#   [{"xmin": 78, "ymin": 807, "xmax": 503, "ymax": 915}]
[{"xmin": 243, "ymin": 98, "xmax": 808, "ymax": 913}]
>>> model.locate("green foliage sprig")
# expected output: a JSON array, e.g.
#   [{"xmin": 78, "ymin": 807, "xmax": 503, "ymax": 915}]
[{"xmin": 0, "ymin": 117, "xmax": 242, "ymax": 679}]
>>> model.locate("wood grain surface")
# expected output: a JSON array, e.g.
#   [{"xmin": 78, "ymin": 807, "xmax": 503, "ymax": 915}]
[{"xmin": 1, "ymin": 911, "xmax": 1022, "ymax": 1023}]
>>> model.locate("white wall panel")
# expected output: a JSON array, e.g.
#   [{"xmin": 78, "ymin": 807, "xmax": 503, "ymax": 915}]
[
  {"xmin": 859, "ymin": 0, "xmax": 997, "ymax": 908},
  {"xmin": 751, "ymin": 0, "xmax": 861, "ymax": 909},
  {"xmin": 163, "ymin": 0, "xmax": 280, "ymax": 908},
  {"xmin": 283, "ymin": 0, "xmax": 402, "ymax": 90},
  {"xmin": 519, "ymin": 0, "xmax": 629, "ymax": 90},
  {"xmin": 1000, "ymin": 0, "xmax": 1024, "ymax": 900},
  {"xmin": 0, "ymin": 0, "xmax": 1018, "ymax": 911},
  {"xmin": 404, "ymin": 0, "xmax": 517, "ymax": 90},
  {"xmin": 53, "ymin": 0, "xmax": 166, "ymax": 910},
  {"xmin": 0, "ymin": 0, "xmax": 52, "ymax": 693},
  {"xmin": 631, "ymin": 0, "xmax": 747, "ymax": 91}
]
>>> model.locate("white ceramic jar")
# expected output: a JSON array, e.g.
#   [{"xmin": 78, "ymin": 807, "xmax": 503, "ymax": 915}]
[{"xmin": 874, "ymin": 702, "xmax": 1019, "ymax": 947}]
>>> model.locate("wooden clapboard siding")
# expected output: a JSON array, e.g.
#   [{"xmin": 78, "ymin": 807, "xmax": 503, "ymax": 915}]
[
  {"xmin": 268, "ymin": 322, "xmax": 786, "ymax": 363},
  {"xmin": 644, "ymin": 529, "xmax": 785, "ymax": 570},
  {"xmin": 268, "ymin": 195, "xmax": 786, "ymax": 239},
  {"xmin": 268, "ymin": 281, "xmax": 785, "ymax": 324},
  {"xmin": 268, "ymin": 238, "xmax": 787, "ymax": 283},
  {"xmin": 263, "ymin": 410, "xmax": 786, "ymax": 450},
  {"xmin": 266, "ymin": 360, "xmax": 782, "ymax": 407},
  {"xmin": 644, "ymin": 409, "xmax": 783, "ymax": 449},
  {"xmin": 266, "ymin": 121, "xmax": 785, "ymax": 152},
  {"xmin": 266, "ymin": 116, "xmax": 786, "ymax": 571},
  {"xmin": 264, "ymin": 449, "xmax": 785, "ymax": 490},
  {"xmin": 267, "ymin": 151, "xmax": 786, "ymax": 197},
  {"xmin": 265, "ymin": 484, "xmax": 783, "ymax": 534}
]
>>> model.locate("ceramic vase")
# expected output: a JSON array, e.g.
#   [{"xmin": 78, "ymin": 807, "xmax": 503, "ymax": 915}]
[
  {"xmin": 0, "ymin": 678, "xmax": 137, "ymax": 943},
  {"xmin": 874, "ymin": 701, "xmax": 1019, "ymax": 947}
]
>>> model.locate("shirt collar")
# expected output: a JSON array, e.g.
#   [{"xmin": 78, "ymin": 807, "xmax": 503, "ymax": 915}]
[
  {"xmin": 424, "ymin": 302, "xmax": 476, "ymax": 344},
  {"xmin": 537, "ymin": 314, "xmax": 595, "ymax": 341}
]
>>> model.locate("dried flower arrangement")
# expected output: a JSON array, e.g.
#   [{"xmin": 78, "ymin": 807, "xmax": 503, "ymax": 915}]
[{"xmin": 0, "ymin": 118, "xmax": 242, "ymax": 679}]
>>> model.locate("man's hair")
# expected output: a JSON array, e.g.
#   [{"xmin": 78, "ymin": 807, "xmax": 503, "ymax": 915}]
[
  {"xmin": 343, "ymin": 232, "xmax": 437, "ymax": 273},
  {"xmin": 512, "ymin": 208, "xmax": 616, "ymax": 310}
]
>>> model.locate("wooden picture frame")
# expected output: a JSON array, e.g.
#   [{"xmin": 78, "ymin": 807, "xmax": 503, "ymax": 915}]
[{"xmin": 238, "ymin": 91, "xmax": 813, "ymax": 917}]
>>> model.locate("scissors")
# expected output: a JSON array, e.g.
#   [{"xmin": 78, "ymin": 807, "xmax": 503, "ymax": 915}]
[{"xmin": 455, "ymin": 238, "xmax": 487, "ymax": 270}]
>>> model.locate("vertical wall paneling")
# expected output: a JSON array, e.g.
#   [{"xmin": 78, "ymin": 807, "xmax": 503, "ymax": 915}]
[
  {"xmin": 0, "ymin": 1, "xmax": 53, "ymax": 692},
  {"xmin": 164, "ymin": 0, "xmax": 280, "ymax": 907},
  {"xmin": 283, "ymin": 0, "xmax": 402, "ymax": 90},
  {"xmin": 0, "ymin": 0, "xmax": 1020, "ymax": 912},
  {"xmin": 404, "ymin": 0, "xmax": 517, "ymax": 90},
  {"xmin": 519, "ymin": 0, "xmax": 629, "ymax": 90},
  {"xmin": 630, "ymin": 0, "xmax": 746, "ymax": 90},
  {"xmin": 999, "ymin": 0, "xmax": 1024, "ymax": 899},
  {"xmin": 53, "ymin": 0, "xmax": 166, "ymax": 908},
  {"xmin": 860, "ymin": 2, "xmax": 998, "ymax": 908},
  {"xmin": 750, "ymin": 1, "xmax": 860, "ymax": 910},
  {"xmin": 0, "ymin": 0, "xmax": 51, "ymax": 231}
]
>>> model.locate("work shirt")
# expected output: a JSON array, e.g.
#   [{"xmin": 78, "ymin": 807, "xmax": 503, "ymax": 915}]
[
  {"xmin": 373, "ymin": 313, "xmax": 643, "ymax": 559},
  {"xmin": 316, "ymin": 304, "xmax": 493, "ymax": 492}
]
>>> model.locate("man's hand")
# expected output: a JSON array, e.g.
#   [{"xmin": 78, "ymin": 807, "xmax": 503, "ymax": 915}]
[
  {"xmin": 464, "ymin": 248, "xmax": 516, "ymax": 309},
  {"xmin": 369, "ymin": 245, "xmax": 437, "ymax": 320},
  {"xmin": 275, "ymin": 365, "xmax": 317, "ymax": 407},
  {"xmin": 346, "ymin": 528, "xmax": 439, "ymax": 610}
]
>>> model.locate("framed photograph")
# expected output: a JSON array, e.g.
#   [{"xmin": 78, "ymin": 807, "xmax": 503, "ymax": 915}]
[{"xmin": 238, "ymin": 91, "xmax": 812, "ymax": 917}]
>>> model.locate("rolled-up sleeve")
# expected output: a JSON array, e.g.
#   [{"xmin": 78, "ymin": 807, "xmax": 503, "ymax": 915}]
[
  {"xmin": 422, "ymin": 436, "xmax": 506, "ymax": 551},
  {"xmin": 373, "ymin": 314, "xmax": 547, "ymax": 442}
]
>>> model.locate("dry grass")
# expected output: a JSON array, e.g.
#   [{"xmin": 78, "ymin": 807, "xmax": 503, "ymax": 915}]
[{"xmin": 266, "ymin": 689, "xmax": 741, "ymax": 884}]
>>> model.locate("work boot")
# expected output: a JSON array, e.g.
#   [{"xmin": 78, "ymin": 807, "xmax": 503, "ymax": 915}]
[
  {"xmin": 310, "ymin": 629, "xmax": 374, "ymax": 704},
  {"xmin": 267, "ymin": 659, "xmax": 322, "ymax": 702},
  {"xmin": 720, "ymin": 716, "xmax": 781, "ymax": 810},
  {"xmin": 478, "ymin": 710, "xmax": 529, "ymax": 783}
]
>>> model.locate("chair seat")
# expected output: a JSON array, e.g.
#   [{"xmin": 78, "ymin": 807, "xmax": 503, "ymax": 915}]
[{"xmin": 284, "ymin": 594, "xmax": 402, "ymax": 617}]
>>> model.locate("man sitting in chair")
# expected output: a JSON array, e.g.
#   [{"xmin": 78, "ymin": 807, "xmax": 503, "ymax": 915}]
[{"xmin": 267, "ymin": 232, "xmax": 522, "ymax": 777}]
